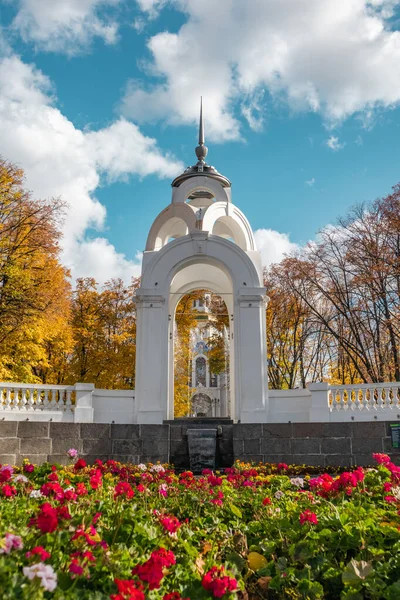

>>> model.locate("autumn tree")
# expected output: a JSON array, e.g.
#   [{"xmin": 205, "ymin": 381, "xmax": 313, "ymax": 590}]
[
  {"xmin": 265, "ymin": 264, "xmax": 332, "ymax": 389},
  {"xmin": 68, "ymin": 277, "xmax": 139, "ymax": 389},
  {"xmin": 0, "ymin": 158, "xmax": 73, "ymax": 382},
  {"xmin": 275, "ymin": 187, "xmax": 400, "ymax": 384}
]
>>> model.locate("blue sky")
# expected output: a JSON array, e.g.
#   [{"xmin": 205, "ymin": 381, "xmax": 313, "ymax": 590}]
[{"xmin": 1, "ymin": 0, "xmax": 400, "ymax": 283}]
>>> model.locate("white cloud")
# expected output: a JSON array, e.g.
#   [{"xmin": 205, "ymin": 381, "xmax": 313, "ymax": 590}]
[
  {"xmin": 73, "ymin": 240, "xmax": 143, "ymax": 282},
  {"xmin": 136, "ymin": 0, "xmax": 168, "ymax": 19},
  {"xmin": 11, "ymin": 0, "xmax": 121, "ymax": 54},
  {"xmin": 355, "ymin": 134, "xmax": 364, "ymax": 146},
  {"xmin": 326, "ymin": 136, "xmax": 345, "ymax": 151},
  {"xmin": 125, "ymin": 0, "xmax": 400, "ymax": 140},
  {"xmin": 0, "ymin": 55, "xmax": 183, "ymax": 284},
  {"xmin": 254, "ymin": 229, "xmax": 299, "ymax": 267},
  {"xmin": 305, "ymin": 177, "xmax": 315, "ymax": 186}
]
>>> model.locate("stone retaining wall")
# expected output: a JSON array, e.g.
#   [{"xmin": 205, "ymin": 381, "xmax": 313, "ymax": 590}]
[
  {"xmin": 0, "ymin": 422, "xmax": 168, "ymax": 466},
  {"xmin": 233, "ymin": 422, "xmax": 400, "ymax": 467},
  {"xmin": 0, "ymin": 421, "xmax": 398, "ymax": 467}
]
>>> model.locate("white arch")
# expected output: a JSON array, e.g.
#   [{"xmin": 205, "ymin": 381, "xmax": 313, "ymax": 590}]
[
  {"xmin": 172, "ymin": 176, "xmax": 231, "ymax": 204},
  {"xmin": 141, "ymin": 233, "xmax": 262, "ymax": 292},
  {"xmin": 202, "ymin": 202, "xmax": 256, "ymax": 251},
  {"xmin": 145, "ymin": 203, "xmax": 197, "ymax": 251}
]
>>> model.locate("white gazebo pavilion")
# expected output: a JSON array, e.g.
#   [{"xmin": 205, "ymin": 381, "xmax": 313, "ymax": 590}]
[{"xmin": 134, "ymin": 100, "xmax": 269, "ymax": 424}]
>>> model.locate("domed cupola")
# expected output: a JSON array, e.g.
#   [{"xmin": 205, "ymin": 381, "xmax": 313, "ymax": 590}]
[{"xmin": 171, "ymin": 97, "xmax": 231, "ymax": 196}]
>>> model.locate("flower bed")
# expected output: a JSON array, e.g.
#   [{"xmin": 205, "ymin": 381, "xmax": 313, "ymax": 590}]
[{"xmin": 0, "ymin": 453, "xmax": 400, "ymax": 599}]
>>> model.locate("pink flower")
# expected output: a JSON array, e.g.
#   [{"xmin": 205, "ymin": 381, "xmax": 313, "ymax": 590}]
[
  {"xmin": 385, "ymin": 495, "xmax": 396, "ymax": 503},
  {"xmin": 67, "ymin": 448, "xmax": 78, "ymax": 458},
  {"xmin": 299, "ymin": 509, "xmax": 318, "ymax": 525},
  {"xmin": 159, "ymin": 483, "xmax": 168, "ymax": 497},
  {"xmin": 373, "ymin": 453, "xmax": 391, "ymax": 465},
  {"xmin": 0, "ymin": 533, "xmax": 23, "ymax": 554}
]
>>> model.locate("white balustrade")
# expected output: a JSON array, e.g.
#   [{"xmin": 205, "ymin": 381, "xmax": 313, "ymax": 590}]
[
  {"xmin": 0, "ymin": 383, "xmax": 76, "ymax": 415},
  {"xmin": 0, "ymin": 380, "xmax": 399, "ymax": 424},
  {"xmin": 329, "ymin": 383, "xmax": 400, "ymax": 414}
]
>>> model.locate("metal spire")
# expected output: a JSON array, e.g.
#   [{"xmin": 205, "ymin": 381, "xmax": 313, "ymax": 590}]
[
  {"xmin": 199, "ymin": 96, "xmax": 204, "ymax": 145},
  {"xmin": 195, "ymin": 96, "xmax": 208, "ymax": 165}
]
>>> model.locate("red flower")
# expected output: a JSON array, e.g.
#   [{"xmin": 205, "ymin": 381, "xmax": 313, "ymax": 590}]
[
  {"xmin": 262, "ymin": 497, "xmax": 271, "ymax": 505},
  {"xmin": 1, "ymin": 484, "xmax": 17, "ymax": 497},
  {"xmin": 32, "ymin": 503, "xmax": 59, "ymax": 533},
  {"xmin": 90, "ymin": 470, "xmax": 102, "ymax": 490},
  {"xmin": 74, "ymin": 459, "xmax": 87, "ymax": 471},
  {"xmin": 76, "ymin": 483, "xmax": 88, "ymax": 496},
  {"xmin": 277, "ymin": 463, "xmax": 288, "ymax": 471},
  {"xmin": 93, "ymin": 512, "xmax": 102, "ymax": 525},
  {"xmin": 69, "ymin": 560, "xmax": 84, "ymax": 576},
  {"xmin": 299, "ymin": 509, "xmax": 318, "ymax": 526},
  {"xmin": 114, "ymin": 482, "xmax": 135, "ymax": 500},
  {"xmin": 57, "ymin": 505, "xmax": 72, "ymax": 521},
  {"xmin": 159, "ymin": 514, "xmax": 181, "ymax": 534},
  {"xmin": 151, "ymin": 548, "xmax": 176, "ymax": 568},
  {"xmin": 208, "ymin": 475, "xmax": 223, "ymax": 487},
  {"xmin": 26, "ymin": 546, "xmax": 51, "ymax": 561},
  {"xmin": 110, "ymin": 579, "xmax": 145, "ymax": 600},
  {"xmin": 69, "ymin": 550, "xmax": 96, "ymax": 578},
  {"xmin": 0, "ymin": 468, "xmax": 12, "ymax": 483},
  {"xmin": 24, "ymin": 464, "xmax": 34, "ymax": 473},
  {"xmin": 132, "ymin": 548, "xmax": 175, "ymax": 590},
  {"xmin": 163, "ymin": 594, "xmax": 189, "ymax": 600},
  {"xmin": 202, "ymin": 566, "xmax": 237, "ymax": 598},
  {"xmin": 48, "ymin": 472, "xmax": 59, "ymax": 482}
]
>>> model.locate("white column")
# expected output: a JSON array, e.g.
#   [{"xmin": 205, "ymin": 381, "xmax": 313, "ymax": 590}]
[
  {"xmin": 135, "ymin": 292, "xmax": 169, "ymax": 424},
  {"xmin": 74, "ymin": 383, "xmax": 94, "ymax": 423},
  {"xmin": 309, "ymin": 382, "xmax": 330, "ymax": 422},
  {"xmin": 235, "ymin": 290, "xmax": 269, "ymax": 423}
]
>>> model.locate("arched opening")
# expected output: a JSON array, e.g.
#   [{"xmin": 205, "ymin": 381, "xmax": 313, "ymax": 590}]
[
  {"xmin": 155, "ymin": 217, "xmax": 189, "ymax": 250},
  {"xmin": 173, "ymin": 289, "xmax": 231, "ymax": 418}
]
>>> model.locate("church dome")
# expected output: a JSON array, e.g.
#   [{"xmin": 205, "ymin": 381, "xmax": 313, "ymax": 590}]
[{"xmin": 171, "ymin": 98, "xmax": 231, "ymax": 195}]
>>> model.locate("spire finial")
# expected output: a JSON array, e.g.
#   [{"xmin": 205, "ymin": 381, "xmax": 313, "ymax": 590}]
[{"xmin": 195, "ymin": 96, "xmax": 208, "ymax": 165}]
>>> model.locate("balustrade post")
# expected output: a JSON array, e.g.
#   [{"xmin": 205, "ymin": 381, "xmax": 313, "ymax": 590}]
[
  {"xmin": 74, "ymin": 383, "xmax": 94, "ymax": 423},
  {"xmin": 309, "ymin": 382, "xmax": 330, "ymax": 422}
]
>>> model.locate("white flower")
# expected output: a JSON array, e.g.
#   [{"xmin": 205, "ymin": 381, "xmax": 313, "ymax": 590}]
[
  {"xmin": 23, "ymin": 563, "xmax": 57, "ymax": 592},
  {"xmin": 29, "ymin": 490, "xmax": 43, "ymax": 499},
  {"xmin": 274, "ymin": 490, "xmax": 284, "ymax": 499},
  {"xmin": 12, "ymin": 474, "xmax": 29, "ymax": 484},
  {"xmin": 137, "ymin": 464, "xmax": 147, "ymax": 471},
  {"xmin": 64, "ymin": 486, "xmax": 75, "ymax": 493},
  {"xmin": 290, "ymin": 477, "xmax": 304, "ymax": 488},
  {"xmin": 150, "ymin": 464, "xmax": 165, "ymax": 473},
  {"xmin": 392, "ymin": 486, "xmax": 400, "ymax": 501}
]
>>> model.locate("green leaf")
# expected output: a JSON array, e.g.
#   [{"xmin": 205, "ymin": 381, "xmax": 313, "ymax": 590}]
[
  {"xmin": 386, "ymin": 580, "xmax": 400, "ymax": 600},
  {"xmin": 289, "ymin": 542, "xmax": 313, "ymax": 563},
  {"xmin": 226, "ymin": 552, "xmax": 246, "ymax": 572},
  {"xmin": 229, "ymin": 503, "xmax": 242, "ymax": 519}
]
